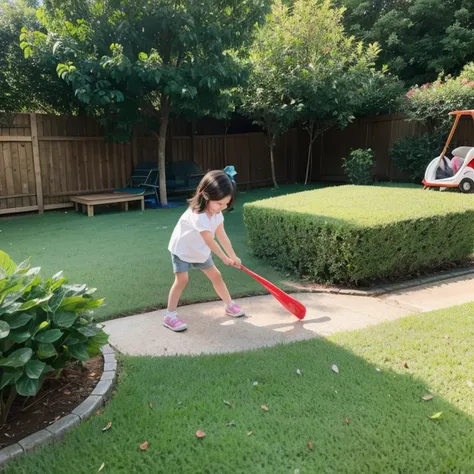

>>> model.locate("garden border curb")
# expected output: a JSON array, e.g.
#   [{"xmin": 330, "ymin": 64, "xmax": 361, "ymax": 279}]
[
  {"xmin": 0, "ymin": 345, "xmax": 118, "ymax": 469},
  {"xmin": 300, "ymin": 266, "xmax": 474, "ymax": 297}
]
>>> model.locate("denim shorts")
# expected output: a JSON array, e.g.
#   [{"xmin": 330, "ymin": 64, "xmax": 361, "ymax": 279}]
[{"xmin": 171, "ymin": 253, "xmax": 214, "ymax": 273}]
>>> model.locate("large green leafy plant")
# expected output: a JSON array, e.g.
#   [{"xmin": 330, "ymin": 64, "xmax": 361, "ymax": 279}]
[{"xmin": 0, "ymin": 251, "xmax": 108, "ymax": 424}]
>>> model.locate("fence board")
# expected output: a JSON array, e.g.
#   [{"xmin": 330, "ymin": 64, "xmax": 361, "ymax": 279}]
[{"xmin": 3, "ymin": 142, "xmax": 16, "ymax": 209}]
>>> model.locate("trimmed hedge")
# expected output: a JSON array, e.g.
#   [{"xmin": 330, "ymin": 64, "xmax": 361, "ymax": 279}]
[{"xmin": 243, "ymin": 186, "xmax": 474, "ymax": 284}]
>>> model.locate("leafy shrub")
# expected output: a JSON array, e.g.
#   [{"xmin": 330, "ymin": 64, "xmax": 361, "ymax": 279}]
[
  {"xmin": 342, "ymin": 148, "xmax": 375, "ymax": 185},
  {"xmin": 243, "ymin": 186, "xmax": 474, "ymax": 285},
  {"xmin": 459, "ymin": 62, "xmax": 474, "ymax": 82},
  {"xmin": 402, "ymin": 63, "xmax": 474, "ymax": 133},
  {"xmin": 390, "ymin": 133, "xmax": 444, "ymax": 183},
  {"xmin": 0, "ymin": 251, "xmax": 108, "ymax": 423},
  {"xmin": 354, "ymin": 73, "xmax": 404, "ymax": 117}
]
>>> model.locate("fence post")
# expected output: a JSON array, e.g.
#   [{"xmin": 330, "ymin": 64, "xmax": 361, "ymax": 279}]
[
  {"xmin": 30, "ymin": 113, "xmax": 44, "ymax": 214},
  {"xmin": 247, "ymin": 134, "xmax": 251, "ymax": 190},
  {"xmin": 191, "ymin": 120, "xmax": 197, "ymax": 161},
  {"xmin": 131, "ymin": 127, "xmax": 138, "ymax": 167}
]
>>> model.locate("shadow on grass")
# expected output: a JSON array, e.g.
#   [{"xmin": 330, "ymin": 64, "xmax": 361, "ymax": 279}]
[{"xmin": 5, "ymin": 337, "xmax": 474, "ymax": 474}]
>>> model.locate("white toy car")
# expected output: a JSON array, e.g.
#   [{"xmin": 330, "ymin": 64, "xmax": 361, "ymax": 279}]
[{"xmin": 423, "ymin": 110, "xmax": 474, "ymax": 193}]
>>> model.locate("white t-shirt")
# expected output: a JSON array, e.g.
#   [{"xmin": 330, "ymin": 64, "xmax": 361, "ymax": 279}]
[{"xmin": 168, "ymin": 207, "xmax": 224, "ymax": 263}]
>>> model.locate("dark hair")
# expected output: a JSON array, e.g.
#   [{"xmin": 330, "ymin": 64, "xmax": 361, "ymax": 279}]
[{"xmin": 188, "ymin": 170, "xmax": 236, "ymax": 213}]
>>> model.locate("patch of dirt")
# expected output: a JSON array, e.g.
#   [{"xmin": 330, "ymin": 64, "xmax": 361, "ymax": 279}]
[{"xmin": 0, "ymin": 355, "xmax": 103, "ymax": 450}]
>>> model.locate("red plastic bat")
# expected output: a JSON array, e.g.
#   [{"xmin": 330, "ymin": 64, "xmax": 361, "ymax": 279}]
[{"xmin": 240, "ymin": 265, "xmax": 306, "ymax": 319}]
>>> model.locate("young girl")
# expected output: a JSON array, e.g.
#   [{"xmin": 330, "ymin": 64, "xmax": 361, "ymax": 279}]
[{"xmin": 164, "ymin": 170, "xmax": 245, "ymax": 332}]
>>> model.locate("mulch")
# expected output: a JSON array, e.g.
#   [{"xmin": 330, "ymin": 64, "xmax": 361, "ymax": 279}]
[{"xmin": 0, "ymin": 354, "xmax": 103, "ymax": 450}]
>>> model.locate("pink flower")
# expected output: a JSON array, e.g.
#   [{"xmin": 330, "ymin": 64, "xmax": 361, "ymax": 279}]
[
  {"xmin": 469, "ymin": 81, "xmax": 474, "ymax": 87},
  {"xmin": 420, "ymin": 83, "xmax": 430, "ymax": 89},
  {"xmin": 406, "ymin": 88, "xmax": 416, "ymax": 99},
  {"xmin": 461, "ymin": 78, "xmax": 468, "ymax": 85}
]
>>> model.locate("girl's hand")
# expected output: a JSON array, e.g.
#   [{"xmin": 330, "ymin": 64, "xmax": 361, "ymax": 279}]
[
  {"xmin": 222, "ymin": 256, "xmax": 235, "ymax": 266},
  {"xmin": 232, "ymin": 256, "xmax": 242, "ymax": 268}
]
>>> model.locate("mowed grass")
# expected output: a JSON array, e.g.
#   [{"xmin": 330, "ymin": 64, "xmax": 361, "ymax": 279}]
[
  {"xmin": 5, "ymin": 303, "xmax": 474, "ymax": 474},
  {"xmin": 247, "ymin": 185, "xmax": 474, "ymax": 226},
  {"xmin": 0, "ymin": 185, "xmax": 321, "ymax": 322}
]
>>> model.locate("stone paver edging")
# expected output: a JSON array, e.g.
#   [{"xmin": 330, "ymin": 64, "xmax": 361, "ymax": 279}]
[
  {"xmin": 0, "ymin": 345, "xmax": 118, "ymax": 468},
  {"xmin": 304, "ymin": 266, "xmax": 474, "ymax": 297}
]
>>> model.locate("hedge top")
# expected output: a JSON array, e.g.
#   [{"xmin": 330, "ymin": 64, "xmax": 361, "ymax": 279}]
[{"xmin": 244, "ymin": 185, "xmax": 474, "ymax": 227}]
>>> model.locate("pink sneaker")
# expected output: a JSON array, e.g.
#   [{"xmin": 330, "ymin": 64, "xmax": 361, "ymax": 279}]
[
  {"xmin": 225, "ymin": 302, "xmax": 245, "ymax": 318},
  {"xmin": 163, "ymin": 314, "xmax": 187, "ymax": 332}
]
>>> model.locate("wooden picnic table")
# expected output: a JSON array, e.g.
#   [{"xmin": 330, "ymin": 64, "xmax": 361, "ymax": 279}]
[{"xmin": 70, "ymin": 193, "xmax": 145, "ymax": 217}]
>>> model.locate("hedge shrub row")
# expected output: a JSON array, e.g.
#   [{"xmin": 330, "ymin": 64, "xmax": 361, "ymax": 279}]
[{"xmin": 243, "ymin": 186, "xmax": 474, "ymax": 284}]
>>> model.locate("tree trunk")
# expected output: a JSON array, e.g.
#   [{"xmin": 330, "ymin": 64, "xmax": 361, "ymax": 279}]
[
  {"xmin": 269, "ymin": 133, "xmax": 278, "ymax": 189},
  {"xmin": 305, "ymin": 140, "xmax": 314, "ymax": 185},
  {"xmin": 157, "ymin": 98, "xmax": 170, "ymax": 207},
  {"xmin": 0, "ymin": 386, "xmax": 17, "ymax": 425},
  {"xmin": 304, "ymin": 121, "xmax": 315, "ymax": 185}
]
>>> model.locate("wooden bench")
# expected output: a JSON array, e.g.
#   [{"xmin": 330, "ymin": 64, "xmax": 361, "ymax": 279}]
[{"xmin": 70, "ymin": 193, "xmax": 145, "ymax": 217}]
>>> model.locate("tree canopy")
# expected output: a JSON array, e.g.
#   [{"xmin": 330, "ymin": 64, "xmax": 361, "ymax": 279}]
[
  {"xmin": 242, "ymin": 0, "xmax": 389, "ymax": 185},
  {"xmin": 338, "ymin": 0, "xmax": 474, "ymax": 85},
  {"xmin": 0, "ymin": 0, "xmax": 81, "ymax": 114},
  {"xmin": 22, "ymin": 0, "xmax": 270, "ymax": 204}
]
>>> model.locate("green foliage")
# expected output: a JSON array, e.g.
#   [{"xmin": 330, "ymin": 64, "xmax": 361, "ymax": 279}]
[
  {"xmin": 241, "ymin": 0, "xmax": 387, "ymax": 186},
  {"xmin": 0, "ymin": 0, "xmax": 84, "ymax": 114},
  {"xmin": 0, "ymin": 251, "xmax": 107, "ymax": 423},
  {"xmin": 342, "ymin": 148, "xmax": 375, "ymax": 185},
  {"xmin": 391, "ymin": 63, "xmax": 474, "ymax": 182},
  {"xmin": 390, "ymin": 134, "xmax": 444, "ymax": 183},
  {"xmin": 243, "ymin": 186, "xmax": 474, "ymax": 284},
  {"xmin": 353, "ymin": 72, "xmax": 405, "ymax": 117},
  {"xmin": 402, "ymin": 64, "xmax": 474, "ymax": 133},
  {"xmin": 21, "ymin": 0, "xmax": 270, "ymax": 204},
  {"xmin": 338, "ymin": 0, "xmax": 474, "ymax": 85},
  {"xmin": 20, "ymin": 0, "xmax": 270, "ymax": 131}
]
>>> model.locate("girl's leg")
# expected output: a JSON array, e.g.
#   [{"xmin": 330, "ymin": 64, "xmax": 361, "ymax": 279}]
[
  {"xmin": 201, "ymin": 266, "xmax": 232, "ymax": 305},
  {"xmin": 167, "ymin": 272, "xmax": 189, "ymax": 312},
  {"xmin": 201, "ymin": 266, "xmax": 245, "ymax": 317},
  {"xmin": 164, "ymin": 272, "xmax": 189, "ymax": 332}
]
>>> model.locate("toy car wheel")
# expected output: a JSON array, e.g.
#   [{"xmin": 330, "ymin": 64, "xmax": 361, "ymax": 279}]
[{"xmin": 459, "ymin": 178, "xmax": 474, "ymax": 193}]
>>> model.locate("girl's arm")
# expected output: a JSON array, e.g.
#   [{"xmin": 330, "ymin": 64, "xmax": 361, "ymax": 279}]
[
  {"xmin": 215, "ymin": 224, "xmax": 241, "ymax": 267},
  {"xmin": 200, "ymin": 230, "xmax": 234, "ymax": 265}
]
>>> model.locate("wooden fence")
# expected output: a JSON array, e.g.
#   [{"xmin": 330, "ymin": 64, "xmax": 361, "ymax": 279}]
[
  {"xmin": 300, "ymin": 113, "xmax": 424, "ymax": 182},
  {"xmin": 1, "ymin": 112, "xmax": 473, "ymax": 216},
  {"xmin": 303, "ymin": 113, "xmax": 474, "ymax": 182},
  {"xmin": 0, "ymin": 113, "xmax": 297, "ymax": 215}
]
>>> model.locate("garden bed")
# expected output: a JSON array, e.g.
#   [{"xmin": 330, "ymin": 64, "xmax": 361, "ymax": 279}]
[
  {"xmin": 0, "ymin": 355, "xmax": 103, "ymax": 450},
  {"xmin": 244, "ymin": 186, "xmax": 474, "ymax": 284}
]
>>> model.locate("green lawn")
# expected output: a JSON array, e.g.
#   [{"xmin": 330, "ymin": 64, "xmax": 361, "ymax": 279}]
[
  {"xmin": 4, "ymin": 303, "xmax": 474, "ymax": 473},
  {"xmin": 1, "ymin": 185, "xmax": 321, "ymax": 322}
]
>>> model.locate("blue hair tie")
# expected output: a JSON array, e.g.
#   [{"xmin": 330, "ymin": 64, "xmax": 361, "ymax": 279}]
[{"xmin": 224, "ymin": 165, "xmax": 237, "ymax": 183}]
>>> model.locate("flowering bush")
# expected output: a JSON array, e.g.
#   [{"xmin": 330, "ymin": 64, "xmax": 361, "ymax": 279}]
[{"xmin": 402, "ymin": 63, "xmax": 474, "ymax": 133}]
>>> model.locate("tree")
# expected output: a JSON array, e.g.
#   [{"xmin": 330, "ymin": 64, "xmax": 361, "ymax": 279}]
[
  {"xmin": 338, "ymin": 0, "xmax": 474, "ymax": 86},
  {"xmin": 240, "ymin": 3, "xmax": 300, "ymax": 189},
  {"xmin": 0, "ymin": 0, "xmax": 81, "ymax": 115},
  {"xmin": 243, "ymin": 0, "xmax": 389, "ymax": 185},
  {"xmin": 282, "ymin": 0, "xmax": 384, "ymax": 184},
  {"xmin": 23, "ymin": 0, "xmax": 270, "ymax": 205}
]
